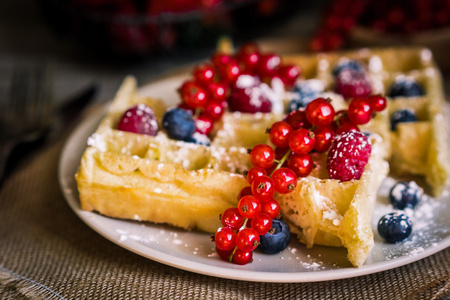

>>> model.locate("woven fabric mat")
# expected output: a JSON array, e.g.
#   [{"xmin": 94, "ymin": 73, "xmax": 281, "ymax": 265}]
[{"xmin": 0, "ymin": 136, "xmax": 449, "ymax": 300}]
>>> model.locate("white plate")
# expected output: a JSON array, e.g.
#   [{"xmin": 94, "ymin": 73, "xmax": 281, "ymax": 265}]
[{"xmin": 58, "ymin": 75, "xmax": 450, "ymax": 283}]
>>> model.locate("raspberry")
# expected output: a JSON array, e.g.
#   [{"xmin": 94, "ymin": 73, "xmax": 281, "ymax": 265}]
[
  {"xmin": 335, "ymin": 69, "xmax": 372, "ymax": 99},
  {"xmin": 326, "ymin": 131, "xmax": 371, "ymax": 181},
  {"xmin": 117, "ymin": 104, "xmax": 159, "ymax": 136}
]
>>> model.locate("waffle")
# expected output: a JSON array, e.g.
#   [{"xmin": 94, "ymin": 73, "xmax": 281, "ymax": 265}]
[{"xmin": 75, "ymin": 47, "xmax": 448, "ymax": 268}]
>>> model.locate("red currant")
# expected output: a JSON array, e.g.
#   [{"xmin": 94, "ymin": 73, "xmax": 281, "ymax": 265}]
[
  {"xmin": 313, "ymin": 126, "xmax": 335, "ymax": 152},
  {"xmin": 271, "ymin": 167, "xmax": 297, "ymax": 194},
  {"xmin": 368, "ymin": 94, "xmax": 387, "ymax": 112},
  {"xmin": 195, "ymin": 115, "xmax": 214, "ymax": 135},
  {"xmin": 232, "ymin": 248, "xmax": 253, "ymax": 265},
  {"xmin": 336, "ymin": 122, "xmax": 360, "ymax": 135},
  {"xmin": 214, "ymin": 227, "xmax": 236, "ymax": 251},
  {"xmin": 269, "ymin": 121, "xmax": 293, "ymax": 148},
  {"xmin": 347, "ymin": 97, "xmax": 373, "ymax": 125},
  {"xmin": 246, "ymin": 166, "xmax": 267, "ymax": 185},
  {"xmin": 250, "ymin": 144, "xmax": 275, "ymax": 169},
  {"xmin": 289, "ymin": 128, "xmax": 315, "ymax": 154},
  {"xmin": 237, "ymin": 43, "xmax": 260, "ymax": 73},
  {"xmin": 193, "ymin": 63, "xmax": 215, "ymax": 86},
  {"xmin": 287, "ymin": 153, "xmax": 314, "ymax": 177},
  {"xmin": 305, "ymin": 98, "xmax": 336, "ymax": 126},
  {"xmin": 179, "ymin": 81, "xmax": 208, "ymax": 109},
  {"xmin": 251, "ymin": 213, "xmax": 273, "ymax": 235},
  {"xmin": 238, "ymin": 186, "xmax": 253, "ymax": 199},
  {"xmin": 283, "ymin": 109, "xmax": 312, "ymax": 130},
  {"xmin": 277, "ymin": 64, "xmax": 301, "ymax": 88},
  {"xmin": 238, "ymin": 195, "xmax": 261, "ymax": 219},
  {"xmin": 220, "ymin": 59, "xmax": 241, "ymax": 83},
  {"xmin": 236, "ymin": 228, "xmax": 260, "ymax": 252},
  {"xmin": 202, "ymin": 101, "xmax": 225, "ymax": 122},
  {"xmin": 257, "ymin": 53, "xmax": 281, "ymax": 78},
  {"xmin": 207, "ymin": 81, "xmax": 229, "ymax": 103},
  {"xmin": 215, "ymin": 246, "xmax": 233, "ymax": 261},
  {"xmin": 251, "ymin": 175, "xmax": 276, "ymax": 202},
  {"xmin": 221, "ymin": 207, "xmax": 245, "ymax": 230},
  {"xmin": 211, "ymin": 52, "xmax": 232, "ymax": 70},
  {"xmin": 260, "ymin": 198, "xmax": 281, "ymax": 219}
]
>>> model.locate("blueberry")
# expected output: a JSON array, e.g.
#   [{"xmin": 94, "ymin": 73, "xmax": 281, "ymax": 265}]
[
  {"xmin": 288, "ymin": 80, "xmax": 323, "ymax": 112},
  {"xmin": 332, "ymin": 58, "xmax": 365, "ymax": 77},
  {"xmin": 259, "ymin": 218, "xmax": 291, "ymax": 254},
  {"xmin": 186, "ymin": 132, "xmax": 211, "ymax": 146},
  {"xmin": 390, "ymin": 109, "xmax": 418, "ymax": 130},
  {"xmin": 377, "ymin": 212, "xmax": 413, "ymax": 243},
  {"xmin": 389, "ymin": 78, "xmax": 425, "ymax": 98},
  {"xmin": 389, "ymin": 181, "xmax": 423, "ymax": 209},
  {"xmin": 162, "ymin": 107, "xmax": 195, "ymax": 141}
]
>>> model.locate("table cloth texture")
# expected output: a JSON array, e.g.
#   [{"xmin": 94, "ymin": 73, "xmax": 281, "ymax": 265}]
[{"xmin": 0, "ymin": 124, "xmax": 449, "ymax": 300}]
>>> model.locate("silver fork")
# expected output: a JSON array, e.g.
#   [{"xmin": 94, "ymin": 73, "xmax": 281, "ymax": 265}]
[{"xmin": 0, "ymin": 62, "xmax": 53, "ymax": 184}]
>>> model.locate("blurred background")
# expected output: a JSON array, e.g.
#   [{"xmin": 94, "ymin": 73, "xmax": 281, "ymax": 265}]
[{"xmin": 1, "ymin": 0, "xmax": 450, "ymax": 105}]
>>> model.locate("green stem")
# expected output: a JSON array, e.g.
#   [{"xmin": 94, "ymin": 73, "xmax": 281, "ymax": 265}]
[
  {"xmin": 270, "ymin": 149, "xmax": 292, "ymax": 176},
  {"xmin": 228, "ymin": 218, "xmax": 249, "ymax": 263}
]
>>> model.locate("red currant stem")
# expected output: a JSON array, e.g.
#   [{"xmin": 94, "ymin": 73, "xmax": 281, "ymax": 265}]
[
  {"xmin": 228, "ymin": 218, "xmax": 249, "ymax": 263},
  {"xmin": 270, "ymin": 149, "xmax": 292, "ymax": 176}
]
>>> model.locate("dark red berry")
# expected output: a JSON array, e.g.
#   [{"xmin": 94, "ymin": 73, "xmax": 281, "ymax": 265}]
[
  {"xmin": 368, "ymin": 94, "xmax": 387, "ymax": 112},
  {"xmin": 238, "ymin": 195, "xmax": 261, "ymax": 219},
  {"xmin": 271, "ymin": 167, "xmax": 297, "ymax": 194},
  {"xmin": 221, "ymin": 207, "xmax": 245, "ymax": 231},
  {"xmin": 305, "ymin": 98, "xmax": 336, "ymax": 127},
  {"xmin": 214, "ymin": 227, "xmax": 236, "ymax": 251},
  {"xmin": 289, "ymin": 128, "xmax": 315, "ymax": 154},
  {"xmin": 246, "ymin": 166, "xmax": 267, "ymax": 185},
  {"xmin": 283, "ymin": 109, "xmax": 312, "ymax": 130},
  {"xmin": 179, "ymin": 81, "xmax": 208, "ymax": 109},
  {"xmin": 347, "ymin": 97, "xmax": 373, "ymax": 125},
  {"xmin": 250, "ymin": 144, "xmax": 275, "ymax": 169},
  {"xmin": 313, "ymin": 126, "xmax": 335, "ymax": 152},
  {"xmin": 261, "ymin": 198, "xmax": 281, "ymax": 219},
  {"xmin": 287, "ymin": 153, "xmax": 314, "ymax": 177},
  {"xmin": 232, "ymin": 248, "xmax": 253, "ymax": 265},
  {"xmin": 235, "ymin": 228, "xmax": 260, "ymax": 252},
  {"xmin": 251, "ymin": 175, "xmax": 276, "ymax": 202},
  {"xmin": 117, "ymin": 104, "xmax": 159, "ymax": 136},
  {"xmin": 269, "ymin": 121, "xmax": 293, "ymax": 148},
  {"xmin": 193, "ymin": 63, "xmax": 215, "ymax": 86}
]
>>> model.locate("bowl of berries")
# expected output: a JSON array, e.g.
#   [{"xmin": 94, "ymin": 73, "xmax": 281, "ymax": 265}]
[{"xmin": 38, "ymin": 0, "xmax": 300, "ymax": 58}]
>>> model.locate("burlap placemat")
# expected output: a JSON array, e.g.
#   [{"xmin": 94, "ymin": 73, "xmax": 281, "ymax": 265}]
[{"xmin": 0, "ymin": 134, "xmax": 448, "ymax": 300}]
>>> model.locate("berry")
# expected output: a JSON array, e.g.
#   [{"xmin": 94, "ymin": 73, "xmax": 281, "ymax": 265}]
[
  {"xmin": 179, "ymin": 81, "xmax": 208, "ymax": 109},
  {"xmin": 390, "ymin": 109, "xmax": 418, "ymax": 130},
  {"xmin": 221, "ymin": 207, "xmax": 245, "ymax": 230},
  {"xmin": 313, "ymin": 126, "xmax": 335, "ymax": 152},
  {"xmin": 389, "ymin": 181, "xmax": 423, "ymax": 209},
  {"xmin": 211, "ymin": 52, "xmax": 232, "ymax": 70},
  {"xmin": 277, "ymin": 64, "xmax": 301, "ymax": 88},
  {"xmin": 185, "ymin": 132, "xmax": 211, "ymax": 146},
  {"xmin": 250, "ymin": 144, "xmax": 275, "ymax": 169},
  {"xmin": 335, "ymin": 69, "xmax": 372, "ymax": 99},
  {"xmin": 220, "ymin": 59, "xmax": 241, "ymax": 83},
  {"xmin": 228, "ymin": 75, "xmax": 272, "ymax": 113},
  {"xmin": 269, "ymin": 121, "xmax": 293, "ymax": 148},
  {"xmin": 214, "ymin": 227, "xmax": 236, "ymax": 251},
  {"xmin": 368, "ymin": 94, "xmax": 387, "ymax": 112},
  {"xmin": 215, "ymin": 246, "xmax": 233, "ymax": 261},
  {"xmin": 347, "ymin": 97, "xmax": 373, "ymax": 125},
  {"xmin": 238, "ymin": 195, "xmax": 261, "ymax": 219},
  {"xmin": 389, "ymin": 78, "xmax": 425, "ymax": 98},
  {"xmin": 261, "ymin": 198, "xmax": 281, "ymax": 219},
  {"xmin": 288, "ymin": 128, "xmax": 315, "ymax": 154},
  {"xmin": 195, "ymin": 115, "xmax": 213, "ymax": 135},
  {"xmin": 332, "ymin": 58, "xmax": 365, "ymax": 77},
  {"xmin": 162, "ymin": 107, "xmax": 195, "ymax": 141},
  {"xmin": 207, "ymin": 81, "xmax": 229, "ymax": 103},
  {"xmin": 327, "ymin": 130, "xmax": 371, "ymax": 181},
  {"xmin": 235, "ymin": 228, "xmax": 260, "ymax": 252},
  {"xmin": 305, "ymin": 98, "xmax": 336, "ymax": 126},
  {"xmin": 246, "ymin": 166, "xmax": 267, "ymax": 185},
  {"xmin": 202, "ymin": 101, "xmax": 225, "ymax": 122},
  {"xmin": 251, "ymin": 213, "xmax": 273, "ymax": 235},
  {"xmin": 237, "ymin": 43, "xmax": 260, "ymax": 73},
  {"xmin": 283, "ymin": 109, "xmax": 312, "ymax": 130},
  {"xmin": 377, "ymin": 212, "xmax": 413, "ymax": 243},
  {"xmin": 271, "ymin": 168, "xmax": 297, "ymax": 194},
  {"xmin": 232, "ymin": 248, "xmax": 253, "ymax": 265},
  {"xmin": 259, "ymin": 218, "xmax": 291, "ymax": 254},
  {"xmin": 288, "ymin": 79, "xmax": 324, "ymax": 112},
  {"xmin": 251, "ymin": 175, "xmax": 276, "ymax": 202},
  {"xmin": 287, "ymin": 153, "xmax": 314, "ymax": 177},
  {"xmin": 238, "ymin": 186, "xmax": 253, "ymax": 199},
  {"xmin": 193, "ymin": 64, "xmax": 215, "ymax": 86},
  {"xmin": 117, "ymin": 104, "xmax": 159, "ymax": 136},
  {"xmin": 335, "ymin": 122, "xmax": 360, "ymax": 135},
  {"xmin": 257, "ymin": 53, "xmax": 281, "ymax": 78}
]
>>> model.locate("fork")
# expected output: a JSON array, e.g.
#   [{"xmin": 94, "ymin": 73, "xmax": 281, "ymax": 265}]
[{"xmin": 0, "ymin": 62, "xmax": 53, "ymax": 184}]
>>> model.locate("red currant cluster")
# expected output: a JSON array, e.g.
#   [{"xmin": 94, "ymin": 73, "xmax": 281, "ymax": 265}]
[
  {"xmin": 213, "ymin": 94, "xmax": 387, "ymax": 265},
  {"xmin": 177, "ymin": 43, "xmax": 301, "ymax": 136},
  {"xmin": 310, "ymin": 0, "xmax": 450, "ymax": 52}
]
